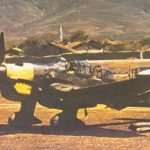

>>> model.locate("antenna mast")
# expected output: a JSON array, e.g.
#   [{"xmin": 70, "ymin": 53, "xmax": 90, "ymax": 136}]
[{"xmin": 59, "ymin": 25, "xmax": 63, "ymax": 43}]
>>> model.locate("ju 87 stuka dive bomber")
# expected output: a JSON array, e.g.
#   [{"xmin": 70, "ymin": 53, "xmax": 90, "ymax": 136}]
[{"xmin": 0, "ymin": 32, "xmax": 150, "ymax": 130}]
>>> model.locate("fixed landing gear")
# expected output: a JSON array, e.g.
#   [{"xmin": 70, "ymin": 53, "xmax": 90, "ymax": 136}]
[
  {"xmin": 8, "ymin": 112, "xmax": 41, "ymax": 127},
  {"xmin": 50, "ymin": 108, "xmax": 85, "ymax": 129},
  {"xmin": 8, "ymin": 98, "xmax": 41, "ymax": 127}
]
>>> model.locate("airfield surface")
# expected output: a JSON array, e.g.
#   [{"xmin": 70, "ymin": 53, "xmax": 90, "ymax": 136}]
[
  {"xmin": 0, "ymin": 97, "xmax": 149, "ymax": 150},
  {"xmin": 0, "ymin": 59, "xmax": 150, "ymax": 150}
]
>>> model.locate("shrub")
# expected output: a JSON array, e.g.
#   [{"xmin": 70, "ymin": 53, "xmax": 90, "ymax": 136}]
[
  {"xmin": 70, "ymin": 30, "xmax": 88, "ymax": 42},
  {"xmin": 19, "ymin": 36, "xmax": 46, "ymax": 56}
]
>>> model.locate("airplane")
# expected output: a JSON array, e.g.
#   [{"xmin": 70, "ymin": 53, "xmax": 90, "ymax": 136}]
[{"xmin": 0, "ymin": 32, "xmax": 150, "ymax": 129}]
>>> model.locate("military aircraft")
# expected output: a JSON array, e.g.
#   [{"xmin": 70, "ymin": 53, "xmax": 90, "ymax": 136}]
[{"xmin": 0, "ymin": 32, "xmax": 150, "ymax": 129}]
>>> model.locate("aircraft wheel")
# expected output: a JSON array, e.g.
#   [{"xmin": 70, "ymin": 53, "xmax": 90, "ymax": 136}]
[
  {"xmin": 50, "ymin": 112, "xmax": 85, "ymax": 129},
  {"xmin": 50, "ymin": 113, "xmax": 62, "ymax": 128}
]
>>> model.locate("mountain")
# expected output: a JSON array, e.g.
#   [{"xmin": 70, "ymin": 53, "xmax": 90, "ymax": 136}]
[{"xmin": 0, "ymin": 0, "xmax": 150, "ymax": 40}]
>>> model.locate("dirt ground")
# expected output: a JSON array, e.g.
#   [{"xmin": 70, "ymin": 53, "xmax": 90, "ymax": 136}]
[
  {"xmin": 0, "ymin": 59, "xmax": 150, "ymax": 150},
  {"xmin": 0, "ymin": 97, "xmax": 149, "ymax": 150}
]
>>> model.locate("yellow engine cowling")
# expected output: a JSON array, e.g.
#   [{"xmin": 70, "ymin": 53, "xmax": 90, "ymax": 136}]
[
  {"xmin": 4, "ymin": 63, "xmax": 34, "ymax": 95},
  {"xmin": 5, "ymin": 63, "xmax": 34, "ymax": 81}
]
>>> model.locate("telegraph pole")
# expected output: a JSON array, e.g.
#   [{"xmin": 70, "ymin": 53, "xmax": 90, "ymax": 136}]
[{"xmin": 59, "ymin": 25, "xmax": 63, "ymax": 43}]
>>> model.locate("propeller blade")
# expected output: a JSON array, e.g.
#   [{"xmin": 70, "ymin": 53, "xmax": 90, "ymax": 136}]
[
  {"xmin": 0, "ymin": 32, "xmax": 5, "ymax": 51},
  {"xmin": 0, "ymin": 32, "xmax": 6, "ymax": 63}
]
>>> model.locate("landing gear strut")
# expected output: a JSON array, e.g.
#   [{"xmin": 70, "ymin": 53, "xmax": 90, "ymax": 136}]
[
  {"xmin": 50, "ymin": 108, "xmax": 85, "ymax": 129},
  {"xmin": 8, "ymin": 97, "xmax": 41, "ymax": 127}
]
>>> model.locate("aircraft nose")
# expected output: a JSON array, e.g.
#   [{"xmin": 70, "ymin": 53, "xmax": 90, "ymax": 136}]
[{"xmin": 0, "ymin": 65, "xmax": 6, "ymax": 78}]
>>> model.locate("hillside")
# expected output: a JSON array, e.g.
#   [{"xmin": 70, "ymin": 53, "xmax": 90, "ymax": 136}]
[{"xmin": 0, "ymin": 0, "xmax": 150, "ymax": 40}]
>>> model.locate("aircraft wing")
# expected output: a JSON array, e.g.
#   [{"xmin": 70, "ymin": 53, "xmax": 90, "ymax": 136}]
[{"xmin": 52, "ymin": 76, "xmax": 150, "ymax": 109}]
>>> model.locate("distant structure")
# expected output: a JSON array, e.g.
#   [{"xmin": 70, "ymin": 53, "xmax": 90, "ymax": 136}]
[
  {"xmin": 59, "ymin": 25, "xmax": 63, "ymax": 43},
  {"xmin": 0, "ymin": 32, "xmax": 5, "ymax": 50},
  {"xmin": 140, "ymin": 51, "xmax": 143, "ymax": 59}
]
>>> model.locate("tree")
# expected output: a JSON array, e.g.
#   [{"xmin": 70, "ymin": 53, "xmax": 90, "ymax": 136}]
[
  {"xmin": 70, "ymin": 30, "xmax": 88, "ymax": 42},
  {"xmin": 140, "ymin": 37, "xmax": 150, "ymax": 46},
  {"xmin": 19, "ymin": 36, "xmax": 46, "ymax": 56},
  {"xmin": 137, "ymin": 37, "xmax": 150, "ymax": 50}
]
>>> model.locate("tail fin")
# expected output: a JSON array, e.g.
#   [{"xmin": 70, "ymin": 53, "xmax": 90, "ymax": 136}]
[{"xmin": 0, "ymin": 32, "xmax": 5, "ymax": 51}]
